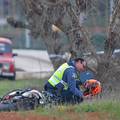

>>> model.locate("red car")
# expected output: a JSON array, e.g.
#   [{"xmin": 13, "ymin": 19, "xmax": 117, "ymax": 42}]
[{"xmin": 0, "ymin": 37, "xmax": 17, "ymax": 80}]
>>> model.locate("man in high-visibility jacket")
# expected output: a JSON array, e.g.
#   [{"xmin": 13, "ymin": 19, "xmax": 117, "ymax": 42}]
[{"xmin": 44, "ymin": 57, "xmax": 87, "ymax": 103}]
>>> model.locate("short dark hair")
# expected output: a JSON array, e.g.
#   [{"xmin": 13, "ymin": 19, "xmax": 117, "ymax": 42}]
[{"xmin": 74, "ymin": 58, "xmax": 85, "ymax": 63}]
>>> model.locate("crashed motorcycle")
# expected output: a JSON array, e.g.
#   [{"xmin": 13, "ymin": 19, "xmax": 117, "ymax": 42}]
[
  {"xmin": 0, "ymin": 80, "xmax": 101, "ymax": 111},
  {"xmin": 0, "ymin": 88, "xmax": 59, "ymax": 111}
]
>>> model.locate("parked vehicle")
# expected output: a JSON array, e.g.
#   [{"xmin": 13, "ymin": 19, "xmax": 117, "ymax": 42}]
[{"xmin": 0, "ymin": 37, "xmax": 17, "ymax": 80}]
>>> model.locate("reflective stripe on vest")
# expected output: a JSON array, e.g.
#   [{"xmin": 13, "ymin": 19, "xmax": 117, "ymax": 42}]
[{"xmin": 48, "ymin": 63, "xmax": 73, "ymax": 90}]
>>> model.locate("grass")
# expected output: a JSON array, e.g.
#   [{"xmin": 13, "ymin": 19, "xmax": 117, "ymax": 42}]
[
  {"xmin": 32, "ymin": 100, "xmax": 120, "ymax": 120},
  {"xmin": 0, "ymin": 79, "xmax": 47, "ymax": 96},
  {"xmin": 0, "ymin": 79, "xmax": 120, "ymax": 120}
]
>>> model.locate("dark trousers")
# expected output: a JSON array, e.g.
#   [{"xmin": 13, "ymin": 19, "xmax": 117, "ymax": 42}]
[
  {"xmin": 44, "ymin": 82, "xmax": 58, "ymax": 95},
  {"xmin": 60, "ymin": 90, "xmax": 83, "ymax": 104},
  {"xmin": 44, "ymin": 82, "xmax": 83, "ymax": 104}
]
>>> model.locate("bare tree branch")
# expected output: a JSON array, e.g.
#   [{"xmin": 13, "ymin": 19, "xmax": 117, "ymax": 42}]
[
  {"xmin": 7, "ymin": 17, "xmax": 29, "ymax": 29},
  {"xmin": 104, "ymin": 0, "xmax": 120, "ymax": 59}
]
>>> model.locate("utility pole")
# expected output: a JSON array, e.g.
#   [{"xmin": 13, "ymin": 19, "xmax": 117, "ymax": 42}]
[
  {"xmin": 25, "ymin": 21, "xmax": 30, "ymax": 48},
  {"xmin": 25, "ymin": 29, "xmax": 31, "ymax": 48},
  {"xmin": 110, "ymin": 0, "xmax": 114, "ymax": 22}
]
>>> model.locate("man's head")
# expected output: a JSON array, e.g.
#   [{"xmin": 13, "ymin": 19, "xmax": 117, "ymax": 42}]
[{"xmin": 74, "ymin": 58, "xmax": 87, "ymax": 72}]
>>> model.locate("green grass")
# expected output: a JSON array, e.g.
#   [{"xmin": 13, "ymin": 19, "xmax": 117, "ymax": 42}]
[
  {"xmin": 75, "ymin": 100, "xmax": 118, "ymax": 113},
  {"xmin": 32, "ymin": 100, "xmax": 120, "ymax": 120},
  {"xmin": 0, "ymin": 79, "xmax": 46, "ymax": 96},
  {"xmin": 0, "ymin": 79, "xmax": 120, "ymax": 120}
]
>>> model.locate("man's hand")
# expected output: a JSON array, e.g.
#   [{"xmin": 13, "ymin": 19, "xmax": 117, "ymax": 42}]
[{"xmin": 83, "ymin": 94, "xmax": 92, "ymax": 99}]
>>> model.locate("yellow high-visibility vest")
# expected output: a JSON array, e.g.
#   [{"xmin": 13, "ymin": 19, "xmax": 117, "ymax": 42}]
[{"xmin": 48, "ymin": 63, "xmax": 73, "ymax": 90}]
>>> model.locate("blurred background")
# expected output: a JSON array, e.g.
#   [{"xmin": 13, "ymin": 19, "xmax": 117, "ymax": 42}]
[
  {"xmin": 0, "ymin": 0, "xmax": 115, "ymax": 50},
  {"xmin": 0, "ymin": 0, "xmax": 46, "ymax": 49},
  {"xmin": 0, "ymin": 0, "xmax": 54, "ymax": 79},
  {"xmin": 0, "ymin": 0, "xmax": 119, "ymax": 81}
]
